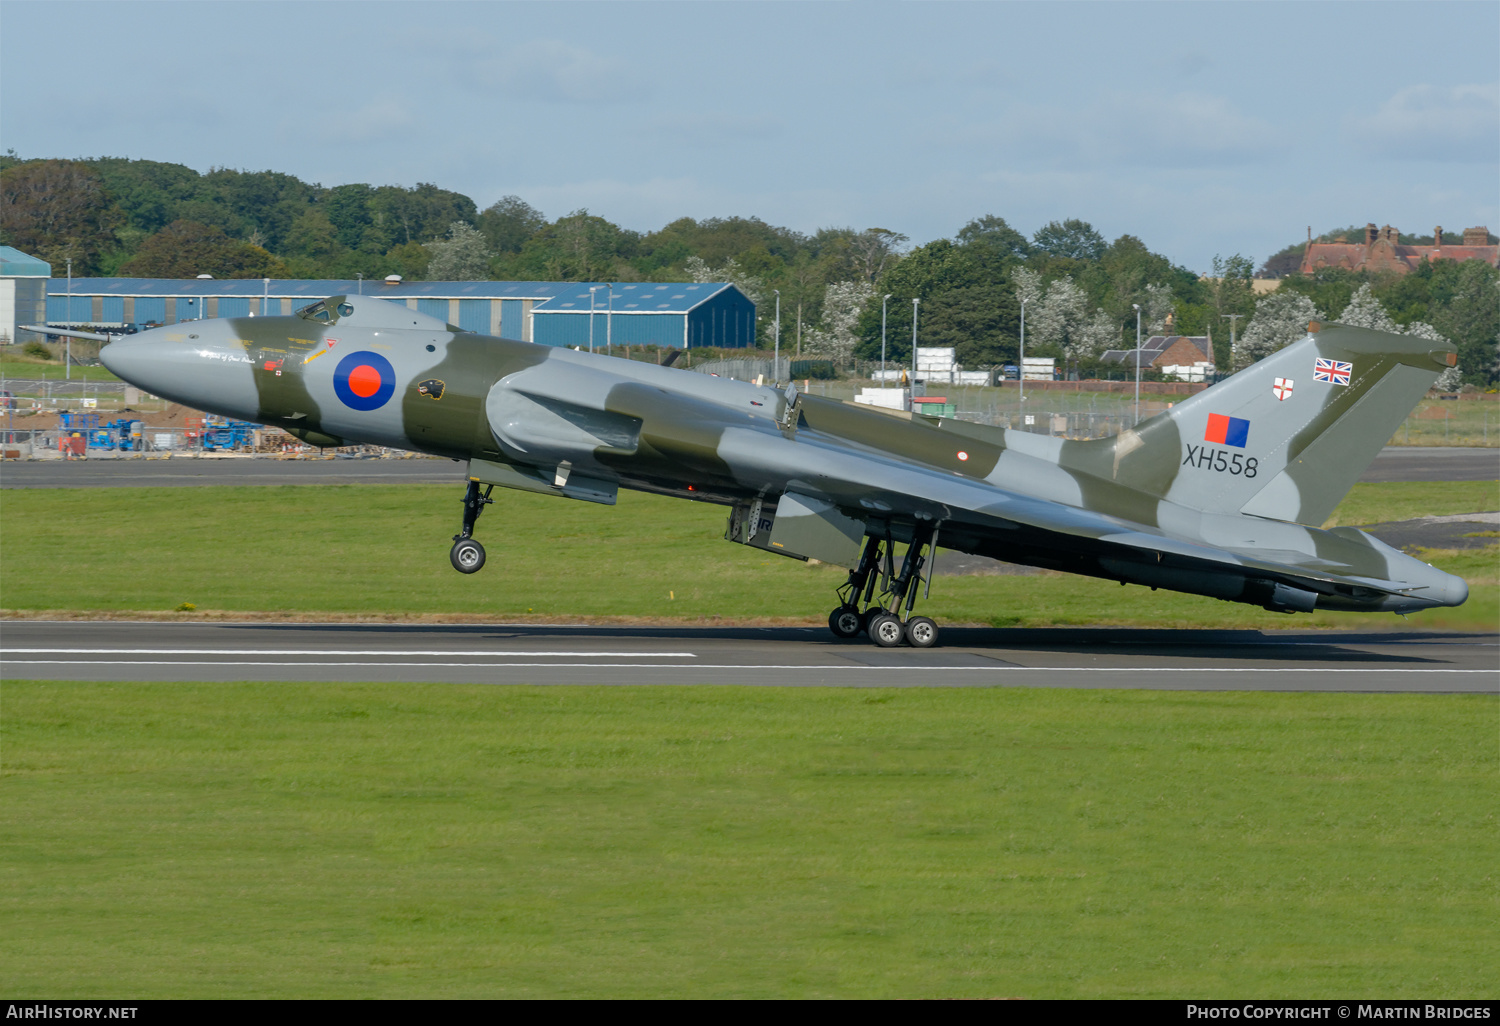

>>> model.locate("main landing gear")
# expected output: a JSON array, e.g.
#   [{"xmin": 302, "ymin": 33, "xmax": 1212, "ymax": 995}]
[
  {"xmin": 450, "ymin": 480, "xmax": 494, "ymax": 574},
  {"xmin": 826, "ymin": 527, "xmax": 940, "ymax": 648}
]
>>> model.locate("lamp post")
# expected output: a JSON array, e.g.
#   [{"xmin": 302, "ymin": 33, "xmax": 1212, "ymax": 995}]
[
  {"xmin": 65, "ymin": 258, "xmax": 72, "ymax": 381},
  {"xmin": 606, "ymin": 283, "xmax": 614, "ymax": 356},
  {"xmin": 263, "ymin": 277, "xmax": 270, "ymax": 318},
  {"xmin": 357, "ymin": 272, "xmax": 364, "ymax": 296},
  {"xmin": 880, "ymin": 294, "xmax": 891, "ymax": 384},
  {"xmin": 773, "ymin": 288, "xmax": 781, "ymax": 383},
  {"xmin": 910, "ymin": 297, "xmax": 920, "ymax": 409},
  {"xmin": 1132, "ymin": 303, "xmax": 1142, "ymax": 425},
  {"xmin": 1018, "ymin": 296, "xmax": 1026, "ymax": 404},
  {"xmin": 589, "ymin": 285, "xmax": 604, "ymax": 353}
]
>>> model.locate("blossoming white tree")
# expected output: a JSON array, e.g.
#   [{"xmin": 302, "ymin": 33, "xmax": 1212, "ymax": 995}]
[
  {"xmin": 802, "ymin": 280, "xmax": 875, "ymax": 365},
  {"xmin": 1238, "ymin": 291, "xmax": 1323, "ymax": 367},
  {"xmin": 424, "ymin": 221, "xmax": 491, "ymax": 281}
]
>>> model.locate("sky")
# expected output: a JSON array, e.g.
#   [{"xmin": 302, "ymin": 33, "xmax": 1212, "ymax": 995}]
[{"xmin": 3, "ymin": 1, "xmax": 1496, "ymax": 272}]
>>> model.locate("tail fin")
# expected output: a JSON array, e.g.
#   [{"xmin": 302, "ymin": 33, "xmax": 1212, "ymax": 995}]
[{"xmin": 1103, "ymin": 322, "xmax": 1454, "ymax": 525}]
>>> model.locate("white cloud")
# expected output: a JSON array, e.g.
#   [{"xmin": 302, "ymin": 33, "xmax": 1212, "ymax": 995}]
[
  {"xmin": 457, "ymin": 39, "xmax": 654, "ymax": 104},
  {"xmin": 644, "ymin": 112, "xmax": 783, "ymax": 148},
  {"xmin": 341, "ymin": 97, "xmax": 418, "ymax": 144},
  {"xmin": 949, "ymin": 91, "xmax": 1286, "ymax": 169},
  {"xmin": 1345, "ymin": 84, "xmax": 1499, "ymax": 163}
]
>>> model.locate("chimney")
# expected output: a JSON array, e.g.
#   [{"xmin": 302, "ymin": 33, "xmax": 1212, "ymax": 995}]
[
  {"xmin": 1365, "ymin": 223, "xmax": 1378, "ymax": 245},
  {"xmin": 1380, "ymin": 225, "xmax": 1398, "ymax": 243},
  {"xmin": 1462, "ymin": 226, "xmax": 1489, "ymax": 246},
  {"xmin": 1434, "ymin": 226, "xmax": 1443, "ymax": 247}
]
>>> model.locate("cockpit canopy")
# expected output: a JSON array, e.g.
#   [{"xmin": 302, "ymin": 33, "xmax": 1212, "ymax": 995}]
[{"xmin": 294, "ymin": 295, "xmax": 453, "ymax": 332}]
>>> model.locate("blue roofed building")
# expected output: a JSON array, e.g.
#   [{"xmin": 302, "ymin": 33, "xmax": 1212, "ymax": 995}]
[
  {"xmin": 2, "ymin": 246, "xmax": 53, "ymax": 345},
  {"xmin": 42, "ymin": 277, "xmax": 757, "ymax": 349},
  {"xmin": 530, "ymin": 282, "xmax": 755, "ymax": 349}
]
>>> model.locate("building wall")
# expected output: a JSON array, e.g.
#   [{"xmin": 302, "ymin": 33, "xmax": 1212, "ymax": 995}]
[
  {"xmin": 531, "ymin": 312, "xmax": 689, "ymax": 349},
  {"xmin": 687, "ymin": 288, "xmax": 755, "ymax": 348},
  {"xmin": 1150, "ymin": 338, "xmax": 1214, "ymax": 368}
]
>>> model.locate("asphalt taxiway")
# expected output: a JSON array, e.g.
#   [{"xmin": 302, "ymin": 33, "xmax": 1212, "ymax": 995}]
[{"xmin": 3, "ymin": 620, "xmax": 1494, "ymax": 692}]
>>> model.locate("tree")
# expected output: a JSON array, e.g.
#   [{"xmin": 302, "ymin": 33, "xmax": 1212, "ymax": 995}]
[
  {"xmin": 1431, "ymin": 261, "xmax": 1500, "ymax": 387},
  {"xmin": 282, "ymin": 208, "xmax": 339, "ymax": 261},
  {"xmin": 1032, "ymin": 219, "xmax": 1105, "ymax": 261},
  {"xmin": 1027, "ymin": 276, "xmax": 1093, "ymax": 363},
  {"xmin": 919, "ymin": 285, "xmax": 1019, "ymax": 368},
  {"xmin": 1238, "ymin": 291, "xmax": 1323, "ymax": 366},
  {"xmin": 0, "ymin": 159, "xmax": 122, "ymax": 274},
  {"xmin": 119, "ymin": 220, "xmax": 283, "ymax": 278},
  {"xmin": 803, "ymin": 280, "xmax": 874, "ymax": 364},
  {"xmin": 846, "ymin": 228, "xmax": 908, "ymax": 282},
  {"xmin": 425, "ymin": 220, "xmax": 491, "ymax": 281},
  {"xmin": 1142, "ymin": 282, "xmax": 1175, "ymax": 335},
  {"xmin": 685, "ymin": 255, "xmax": 765, "ymax": 308},
  {"xmin": 1337, "ymin": 283, "xmax": 1399, "ymax": 332},
  {"xmin": 478, "ymin": 196, "xmax": 546, "ymax": 254}
]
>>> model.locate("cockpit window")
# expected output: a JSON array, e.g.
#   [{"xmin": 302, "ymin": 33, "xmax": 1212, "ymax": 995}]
[
  {"xmin": 337, "ymin": 303, "xmax": 354, "ymax": 317},
  {"xmin": 297, "ymin": 301, "xmax": 332, "ymax": 322}
]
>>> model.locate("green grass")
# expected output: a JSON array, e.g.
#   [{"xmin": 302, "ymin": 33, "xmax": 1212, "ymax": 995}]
[
  {"xmin": 1, "ymin": 682, "xmax": 1494, "ymax": 998},
  {"xmin": 1, "ymin": 482, "xmax": 1494, "ymax": 629},
  {"xmin": 0, "ymin": 359, "xmax": 121, "ymax": 383},
  {"xmin": 1321, "ymin": 480, "xmax": 1499, "ymax": 527},
  {"xmin": 1389, "ymin": 399, "xmax": 1499, "ymax": 448}
]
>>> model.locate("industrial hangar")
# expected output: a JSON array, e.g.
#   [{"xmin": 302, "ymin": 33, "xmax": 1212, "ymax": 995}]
[{"xmin": 33, "ymin": 276, "xmax": 756, "ymax": 348}]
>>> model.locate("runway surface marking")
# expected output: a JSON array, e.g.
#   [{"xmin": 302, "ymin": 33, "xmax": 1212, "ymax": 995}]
[
  {"xmin": 4, "ymin": 660, "xmax": 1490, "ymax": 674},
  {"xmin": 2, "ymin": 648, "xmax": 695, "ymax": 658}
]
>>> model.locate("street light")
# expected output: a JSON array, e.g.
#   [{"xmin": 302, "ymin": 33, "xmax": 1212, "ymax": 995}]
[
  {"xmin": 1018, "ymin": 296, "xmax": 1026, "ymax": 405},
  {"xmin": 65, "ymin": 258, "xmax": 72, "ymax": 381},
  {"xmin": 263, "ymin": 277, "xmax": 271, "ymax": 318},
  {"xmin": 589, "ymin": 285, "xmax": 605, "ymax": 353},
  {"xmin": 773, "ymin": 288, "xmax": 781, "ymax": 383},
  {"xmin": 357, "ymin": 272, "xmax": 364, "ymax": 296},
  {"xmin": 880, "ymin": 294, "xmax": 891, "ymax": 384},
  {"xmin": 910, "ymin": 297, "xmax": 920, "ymax": 409},
  {"xmin": 1132, "ymin": 303, "xmax": 1142, "ymax": 425}
]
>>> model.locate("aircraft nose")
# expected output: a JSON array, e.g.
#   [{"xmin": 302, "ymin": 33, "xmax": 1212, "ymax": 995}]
[{"xmin": 101, "ymin": 329, "xmax": 259, "ymax": 419}]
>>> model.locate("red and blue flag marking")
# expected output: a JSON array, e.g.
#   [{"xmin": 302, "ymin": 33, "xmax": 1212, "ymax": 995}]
[
  {"xmin": 333, "ymin": 351, "xmax": 396, "ymax": 411},
  {"xmin": 1204, "ymin": 413, "xmax": 1250, "ymax": 448},
  {"xmin": 1314, "ymin": 357, "xmax": 1352, "ymax": 385}
]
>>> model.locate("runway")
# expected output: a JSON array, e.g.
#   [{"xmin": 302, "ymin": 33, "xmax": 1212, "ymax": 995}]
[
  {"xmin": 2, "ymin": 445, "xmax": 1496, "ymax": 488},
  {"xmin": 3, "ymin": 620, "xmax": 1494, "ymax": 692}
]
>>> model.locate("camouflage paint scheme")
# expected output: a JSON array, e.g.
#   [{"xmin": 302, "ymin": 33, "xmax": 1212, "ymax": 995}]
[{"xmin": 98, "ymin": 295, "xmax": 1468, "ymax": 616}]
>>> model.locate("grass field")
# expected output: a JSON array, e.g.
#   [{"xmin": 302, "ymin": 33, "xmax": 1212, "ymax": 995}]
[
  {"xmin": 1, "ymin": 682, "xmax": 1494, "ymax": 998},
  {"xmin": 1, "ymin": 480, "xmax": 1495, "ymax": 629},
  {"xmin": 0, "ymin": 358, "xmax": 121, "ymax": 384}
]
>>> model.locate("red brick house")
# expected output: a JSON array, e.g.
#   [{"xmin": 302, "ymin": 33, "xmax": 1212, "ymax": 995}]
[{"xmin": 1300, "ymin": 224, "xmax": 1498, "ymax": 275}]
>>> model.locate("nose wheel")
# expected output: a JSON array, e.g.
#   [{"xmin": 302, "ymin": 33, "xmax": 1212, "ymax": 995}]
[
  {"xmin": 450, "ymin": 480, "xmax": 494, "ymax": 574},
  {"xmin": 450, "ymin": 537, "xmax": 486, "ymax": 574}
]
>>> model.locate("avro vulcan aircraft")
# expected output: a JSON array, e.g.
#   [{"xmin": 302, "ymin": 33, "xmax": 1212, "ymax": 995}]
[{"xmin": 61, "ymin": 295, "xmax": 1465, "ymax": 647}]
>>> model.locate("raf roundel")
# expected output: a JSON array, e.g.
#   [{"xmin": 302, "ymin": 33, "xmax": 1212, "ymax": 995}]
[{"xmin": 332, "ymin": 351, "xmax": 397, "ymax": 412}]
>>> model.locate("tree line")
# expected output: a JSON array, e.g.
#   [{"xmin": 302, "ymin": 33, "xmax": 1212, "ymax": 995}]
[{"xmin": 2, "ymin": 154, "xmax": 1494, "ymax": 385}]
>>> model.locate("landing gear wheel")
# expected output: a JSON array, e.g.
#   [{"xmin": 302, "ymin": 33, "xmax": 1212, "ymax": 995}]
[
  {"xmin": 868, "ymin": 612, "xmax": 905, "ymax": 648},
  {"xmin": 904, "ymin": 615, "xmax": 939, "ymax": 649},
  {"xmin": 859, "ymin": 607, "xmax": 881, "ymax": 634},
  {"xmin": 450, "ymin": 537, "xmax": 486, "ymax": 574},
  {"xmin": 828, "ymin": 604, "xmax": 862, "ymax": 639}
]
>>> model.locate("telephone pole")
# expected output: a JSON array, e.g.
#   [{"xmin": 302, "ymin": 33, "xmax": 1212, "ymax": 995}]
[{"xmin": 1222, "ymin": 313, "xmax": 1244, "ymax": 371}]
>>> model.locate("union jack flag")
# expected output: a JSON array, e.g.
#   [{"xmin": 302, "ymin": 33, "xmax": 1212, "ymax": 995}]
[{"xmin": 1314, "ymin": 357, "xmax": 1352, "ymax": 386}]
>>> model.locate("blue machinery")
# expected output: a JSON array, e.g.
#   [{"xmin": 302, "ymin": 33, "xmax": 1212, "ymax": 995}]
[{"xmin": 59, "ymin": 411, "xmax": 259, "ymax": 451}]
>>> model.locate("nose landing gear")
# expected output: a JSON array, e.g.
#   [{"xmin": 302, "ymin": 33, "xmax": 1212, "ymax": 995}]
[
  {"xmin": 450, "ymin": 480, "xmax": 494, "ymax": 574},
  {"xmin": 826, "ymin": 526, "xmax": 941, "ymax": 648}
]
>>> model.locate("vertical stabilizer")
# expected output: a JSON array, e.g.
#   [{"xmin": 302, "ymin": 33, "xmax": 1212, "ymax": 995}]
[{"xmin": 1103, "ymin": 323, "xmax": 1454, "ymax": 525}]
